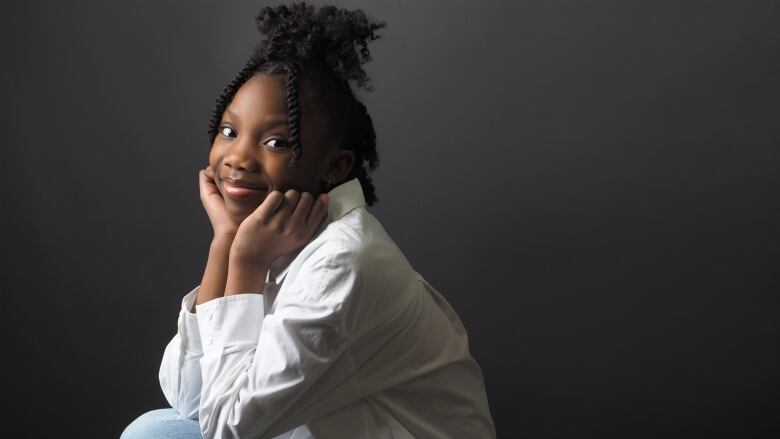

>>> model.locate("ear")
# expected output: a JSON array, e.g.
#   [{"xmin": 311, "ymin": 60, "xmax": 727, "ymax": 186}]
[{"xmin": 324, "ymin": 149, "xmax": 355, "ymax": 185}]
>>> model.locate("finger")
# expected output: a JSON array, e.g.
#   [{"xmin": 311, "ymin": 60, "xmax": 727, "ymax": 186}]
[
  {"xmin": 201, "ymin": 165, "xmax": 217, "ymax": 185},
  {"xmin": 199, "ymin": 168, "xmax": 219, "ymax": 197},
  {"xmin": 254, "ymin": 191, "xmax": 285, "ymax": 220},
  {"xmin": 270, "ymin": 189, "xmax": 301, "ymax": 231},
  {"xmin": 303, "ymin": 195, "xmax": 329, "ymax": 237},
  {"xmin": 287, "ymin": 192, "xmax": 314, "ymax": 230},
  {"xmin": 272, "ymin": 189, "xmax": 301, "ymax": 228},
  {"xmin": 305, "ymin": 193, "xmax": 329, "ymax": 225}
]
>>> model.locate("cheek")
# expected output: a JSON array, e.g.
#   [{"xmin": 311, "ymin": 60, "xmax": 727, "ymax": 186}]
[
  {"xmin": 207, "ymin": 148, "xmax": 224, "ymax": 193},
  {"xmin": 263, "ymin": 160, "xmax": 293, "ymax": 184},
  {"xmin": 208, "ymin": 147, "xmax": 218, "ymax": 166}
]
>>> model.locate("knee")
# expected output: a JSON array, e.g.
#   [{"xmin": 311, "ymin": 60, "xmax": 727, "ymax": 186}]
[{"xmin": 121, "ymin": 408, "xmax": 202, "ymax": 439}]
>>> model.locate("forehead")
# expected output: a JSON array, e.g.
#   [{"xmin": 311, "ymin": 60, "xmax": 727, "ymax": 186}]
[
  {"xmin": 227, "ymin": 74, "xmax": 327, "ymax": 126},
  {"xmin": 228, "ymin": 74, "xmax": 288, "ymax": 117}
]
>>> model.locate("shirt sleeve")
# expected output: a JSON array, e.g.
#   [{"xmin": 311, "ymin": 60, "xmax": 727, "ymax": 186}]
[
  {"xmin": 196, "ymin": 241, "xmax": 361, "ymax": 439},
  {"xmin": 159, "ymin": 284, "xmax": 204, "ymax": 420}
]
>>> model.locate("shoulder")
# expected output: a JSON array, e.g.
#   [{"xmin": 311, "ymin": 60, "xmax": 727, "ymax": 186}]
[
  {"xmin": 281, "ymin": 207, "xmax": 419, "ymax": 321},
  {"xmin": 316, "ymin": 207, "xmax": 414, "ymax": 281}
]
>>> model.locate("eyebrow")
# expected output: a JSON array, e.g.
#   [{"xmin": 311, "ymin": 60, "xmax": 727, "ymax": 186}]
[{"xmin": 224, "ymin": 108, "xmax": 289, "ymax": 129}]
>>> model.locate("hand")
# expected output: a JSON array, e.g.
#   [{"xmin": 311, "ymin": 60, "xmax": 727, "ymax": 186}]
[
  {"xmin": 199, "ymin": 165, "xmax": 240, "ymax": 237},
  {"xmin": 230, "ymin": 189, "xmax": 329, "ymax": 266}
]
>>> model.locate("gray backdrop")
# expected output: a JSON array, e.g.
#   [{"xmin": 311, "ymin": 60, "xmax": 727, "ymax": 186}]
[{"xmin": 2, "ymin": 1, "xmax": 778, "ymax": 438}]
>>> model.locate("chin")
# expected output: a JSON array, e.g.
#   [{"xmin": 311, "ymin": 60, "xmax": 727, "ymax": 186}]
[
  {"xmin": 226, "ymin": 203, "xmax": 257, "ymax": 225},
  {"xmin": 234, "ymin": 209, "xmax": 254, "ymax": 224}
]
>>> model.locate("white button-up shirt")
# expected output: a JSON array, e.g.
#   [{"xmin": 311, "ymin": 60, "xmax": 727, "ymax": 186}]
[{"xmin": 159, "ymin": 177, "xmax": 496, "ymax": 438}]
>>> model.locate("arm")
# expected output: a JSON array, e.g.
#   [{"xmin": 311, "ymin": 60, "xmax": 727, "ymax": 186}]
[
  {"xmin": 159, "ymin": 234, "xmax": 236, "ymax": 418},
  {"xmin": 195, "ymin": 234, "xmax": 235, "ymax": 307},
  {"xmin": 223, "ymin": 252, "xmax": 270, "ymax": 298},
  {"xmin": 194, "ymin": 243, "xmax": 361, "ymax": 439},
  {"xmin": 159, "ymin": 285, "xmax": 205, "ymax": 419}
]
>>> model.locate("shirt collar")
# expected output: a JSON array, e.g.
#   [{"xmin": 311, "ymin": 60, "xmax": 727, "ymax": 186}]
[
  {"xmin": 266, "ymin": 177, "xmax": 365, "ymax": 285},
  {"xmin": 325, "ymin": 177, "xmax": 366, "ymax": 223}
]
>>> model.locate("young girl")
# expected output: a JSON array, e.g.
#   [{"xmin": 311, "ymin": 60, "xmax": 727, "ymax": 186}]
[{"xmin": 122, "ymin": 3, "xmax": 495, "ymax": 438}]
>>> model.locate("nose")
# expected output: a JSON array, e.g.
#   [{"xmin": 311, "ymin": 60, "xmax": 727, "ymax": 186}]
[{"xmin": 222, "ymin": 136, "xmax": 260, "ymax": 173}]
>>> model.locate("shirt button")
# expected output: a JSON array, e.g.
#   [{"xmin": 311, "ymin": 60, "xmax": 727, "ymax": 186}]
[
  {"xmin": 207, "ymin": 336, "xmax": 213, "ymax": 346},
  {"xmin": 208, "ymin": 313, "xmax": 213, "ymax": 321}
]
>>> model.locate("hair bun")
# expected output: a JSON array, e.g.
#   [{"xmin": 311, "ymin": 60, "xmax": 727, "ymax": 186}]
[{"xmin": 254, "ymin": 2, "xmax": 386, "ymax": 91}]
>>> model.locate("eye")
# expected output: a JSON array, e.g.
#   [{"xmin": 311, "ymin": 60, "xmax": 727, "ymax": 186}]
[
  {"xmin": 219, "ymin": 125, "xmax": 236, "ymax": 138},
  {"xmin": 264, "ymin": 138, "xmax": 290, "ymax": 150}
]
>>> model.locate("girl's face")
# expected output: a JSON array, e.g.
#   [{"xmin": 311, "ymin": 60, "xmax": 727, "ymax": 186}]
[{"xmin": 209, "ymin": 74, "xmax": 335, "ymax": 225}]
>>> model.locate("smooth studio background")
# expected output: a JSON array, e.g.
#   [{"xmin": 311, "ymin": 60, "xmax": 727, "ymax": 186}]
[{"xmin": 2, "ymin": 1, "xmax": 778, "ymax": 438}]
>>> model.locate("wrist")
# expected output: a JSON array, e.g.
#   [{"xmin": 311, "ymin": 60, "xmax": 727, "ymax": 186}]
[
  {"xmin": 229, "ymin": 248, "xmax": 274, "ymax": 268},
  {"xmin": 225, "ymin": 252, "xmax": 271, "ymax": 296},
  {"xmin": 211, "ymin": 233, "xmax": 235, "ymax": 247}
]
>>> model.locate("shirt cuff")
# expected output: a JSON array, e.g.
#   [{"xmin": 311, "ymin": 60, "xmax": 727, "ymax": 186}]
[
  {"xmin": 178, "ymin": 285, "xmax": 203, "ymax": 354},
  {"xmin": 195, "ymin": 293, "xmax": 266, "ymax": 354}
]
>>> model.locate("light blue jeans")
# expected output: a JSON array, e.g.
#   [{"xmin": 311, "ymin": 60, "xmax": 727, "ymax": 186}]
[{"xmin": 121, "ymin": 408, "xmax": 203, "ymax": 439}]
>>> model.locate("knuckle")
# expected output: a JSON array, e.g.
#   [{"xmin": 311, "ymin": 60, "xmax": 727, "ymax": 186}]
[
  {"xmin": 286, "ymin": 229, "xmax": 300, "ymax": 240},
  {"xmin": 267, "ymin": 191, "xmax": 282, "ymax": 203}
]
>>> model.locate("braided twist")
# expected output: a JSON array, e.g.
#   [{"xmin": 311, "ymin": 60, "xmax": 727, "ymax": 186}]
[{"xmin": 284, "ymin": 63, "xmax": 302, "ymax": 168}]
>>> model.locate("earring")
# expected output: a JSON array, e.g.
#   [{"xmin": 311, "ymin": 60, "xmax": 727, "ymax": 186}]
[{"xmin": 325, "ymin": 176, "xmax": 334, "ymax": 190}]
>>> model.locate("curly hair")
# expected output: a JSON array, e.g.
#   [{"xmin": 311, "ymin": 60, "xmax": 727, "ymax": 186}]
[{"xmin": 206, "ymin": 2, "xmax": 386, "ymax": 206}]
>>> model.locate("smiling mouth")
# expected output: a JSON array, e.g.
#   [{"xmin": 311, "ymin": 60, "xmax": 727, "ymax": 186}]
[{"xmin": 222, "ymin": 181, "xmax": 267, "ymax": 200}]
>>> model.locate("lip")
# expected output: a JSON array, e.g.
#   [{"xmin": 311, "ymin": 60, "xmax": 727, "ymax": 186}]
[
  {"xmin": 222, "ymin": 180, "xmax": 268, "ymax": 200},
  {"xmin": 222, "ymin": 177, "xmax": 266, "ymax": 189}
]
